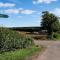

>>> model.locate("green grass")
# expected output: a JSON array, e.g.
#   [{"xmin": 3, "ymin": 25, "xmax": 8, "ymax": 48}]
[{"xmin": 0, "ymin": 46, "xmax": 42, "ymax": 60}]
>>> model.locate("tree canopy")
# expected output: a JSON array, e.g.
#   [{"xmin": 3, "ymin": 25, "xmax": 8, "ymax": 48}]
[{"xmin": 41, "ymin": 11, "xmax": 60, "ymax": 39}]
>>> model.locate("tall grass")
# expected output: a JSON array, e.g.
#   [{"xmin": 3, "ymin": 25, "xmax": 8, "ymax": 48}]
[{"xmin": 0, "ymin": 46, "xmax": 42, "ymax": 60}]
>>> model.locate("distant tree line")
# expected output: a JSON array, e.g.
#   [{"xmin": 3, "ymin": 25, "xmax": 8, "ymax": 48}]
[{"xmin": 9, "ymin": 27, "xmax": 43, "ymax": 32}]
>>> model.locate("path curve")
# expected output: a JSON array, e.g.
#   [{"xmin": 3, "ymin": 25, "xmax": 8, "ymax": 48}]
[{"xmin": 34, "ymin": 40, "xmax": 60, "ymax": 60}]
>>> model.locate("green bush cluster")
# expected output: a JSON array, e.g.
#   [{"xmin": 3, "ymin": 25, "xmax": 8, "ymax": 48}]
[
  {"xmin": 0, "ymin": 28, "xmax": 34, "ymax": 53},
  {"xmin": 53, "ymin": 32, "xmax": 60, "ymax": 40}
]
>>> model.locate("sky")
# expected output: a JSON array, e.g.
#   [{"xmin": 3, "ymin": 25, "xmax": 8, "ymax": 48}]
[{"xmin": 0, "ymin": 0, "xmax": 60, "ymax": 27}]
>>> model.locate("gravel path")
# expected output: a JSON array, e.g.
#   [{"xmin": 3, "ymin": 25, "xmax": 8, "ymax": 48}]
[{"xmin": 34, "ymin": 40, "xmax": 60, "ymax": 60}]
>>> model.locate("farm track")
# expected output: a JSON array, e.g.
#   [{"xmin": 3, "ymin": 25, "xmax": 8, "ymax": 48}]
[{"xmin": 34, "ymin": 40, "xmax": 60, "ymax": 60}]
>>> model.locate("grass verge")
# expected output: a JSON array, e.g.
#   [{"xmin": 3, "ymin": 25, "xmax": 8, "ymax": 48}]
[{"xmin": 0, "ymin": 46, "xmax": 43, "ymax": 60}]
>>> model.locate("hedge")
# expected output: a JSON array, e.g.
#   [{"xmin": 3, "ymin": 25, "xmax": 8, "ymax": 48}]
[{"xmin": 0, "ymin": 28, "xmax": 34, "ymax": 53}]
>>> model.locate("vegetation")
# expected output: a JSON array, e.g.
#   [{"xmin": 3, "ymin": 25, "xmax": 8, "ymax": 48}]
[
  {"xmin": 10, "ymin": 27, "xmax": 41, "ymax": 32},
  {"xmin": 0, "ymin": 46, "xmax": 42, "ymax": 60},
  {"xmin": 41, "ymin": 11, "xmax": 60, "ymax": 39},
  {"xmin": 53, "ymin": 33, "xmax": 60, "ymax": 40},
  {"xmin": 0, "ymin": 27, "xmax": 34, "ymax": 53}
]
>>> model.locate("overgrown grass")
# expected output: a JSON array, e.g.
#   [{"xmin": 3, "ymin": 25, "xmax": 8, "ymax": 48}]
[
  {"xmin": 0, "ymin": 27, "xmax": 34, "ymax": 52},
  {"xmin": 0, "ymin": 46, "xmax": 42, "ymax": 60}
]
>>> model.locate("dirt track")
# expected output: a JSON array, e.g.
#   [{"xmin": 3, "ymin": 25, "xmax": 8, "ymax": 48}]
[{"xmin": 34, "ymin": 40, "xmax": 60, "ymax": 60}]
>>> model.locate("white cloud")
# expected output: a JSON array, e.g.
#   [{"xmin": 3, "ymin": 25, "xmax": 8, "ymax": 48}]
[
  {"xmin": 33, "ymin": 1, "xmax": 37, "ymax": 4},
  {"xmin": 5, "ymin": 9, "xmax": 19, "ymax": 14},
  {"xmin": 20, "ymin": 10, "xmax": 35, "ymax": 14},
  {"xmin": 18, "ymin": 16, "xmax": 22, "ymax": 18},
  {"xmin": 19, "ymin": 8, "xmax": 23, "ymax": 10},
  {"xmin": 0, "ymin": 2, "xmax": 15, "ymax": 7},
  {"xmin": 4, "ymin": 8, "xmax": 36, "ymax": 14},
  {"xmin": 50, "ymin": 8, "xmax": 60, "ymax": 17},
  {"xmin": 33, "ymin": 0, "xmax": 57, "ymax": 4}
]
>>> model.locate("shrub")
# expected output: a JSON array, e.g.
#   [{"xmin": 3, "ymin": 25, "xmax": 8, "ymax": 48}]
[
  {"xmin": 53, "ymin": 32, "xmax": 60, "ymax": 40},
  {"xmin": 0, "ymin": 28, "xmax": 34, "ymax": 53}
]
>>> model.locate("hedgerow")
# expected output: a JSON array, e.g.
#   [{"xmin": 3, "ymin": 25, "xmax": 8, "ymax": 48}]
[{"xmin": 0, "ymin": 28, "xmax": 34, "ymax": 53}]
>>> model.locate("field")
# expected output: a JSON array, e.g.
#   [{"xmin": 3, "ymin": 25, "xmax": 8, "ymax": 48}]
[{"xmin": 10, "ymin": 27, "xmax": 48, "ymax": 40}]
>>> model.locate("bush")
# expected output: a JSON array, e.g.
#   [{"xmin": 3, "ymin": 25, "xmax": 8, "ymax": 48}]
[
  {"xmin": 0, "ymin": 28, "xmax": 34, "ymax": 53},
  {"xmin": 53, "ymin": 32, "xmax": 60, "ymax": 40}
]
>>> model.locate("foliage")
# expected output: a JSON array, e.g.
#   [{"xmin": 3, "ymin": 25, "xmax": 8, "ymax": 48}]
[
  {"xmin": 41, "ymin": 11, "xmax": 60, "ymax": 39},
  {"xmin": 0, "ymin": 27, "xmax": 34, "ymax": 53},
  {"xmin": 0, "ymin": 46, "xmax": 42, "ymax": 60},
  {"xmin": 53, "ymin": 32, "xmax": 60, "ymax": 40},
  {"xmin": 52, "ymin": 20, "xmax": 60, "ymax": 32},
  {"xmin": 11, "ymin": 27, "xmax": 40, "ymax": 32}
]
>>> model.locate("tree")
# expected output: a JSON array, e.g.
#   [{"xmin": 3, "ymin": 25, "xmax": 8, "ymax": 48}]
[{"xmin": 41, "ymin": 11, "xmax": 60, "ymax": 39}]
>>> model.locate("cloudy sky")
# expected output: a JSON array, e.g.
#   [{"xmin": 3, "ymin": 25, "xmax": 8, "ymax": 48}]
[{"xmin": 0, "ymin": 0, "xmax": 60, "ymax": 27}]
